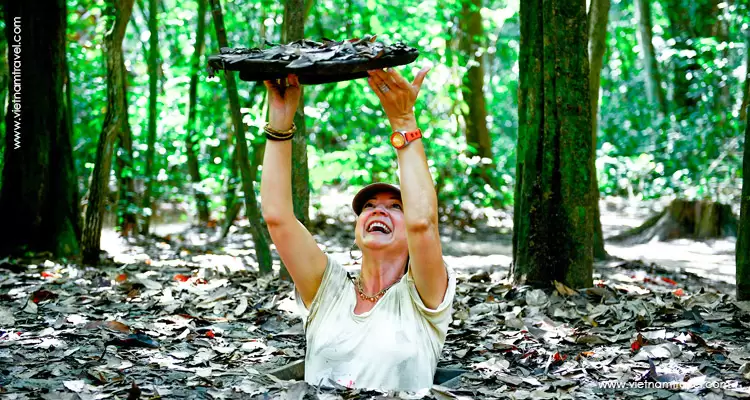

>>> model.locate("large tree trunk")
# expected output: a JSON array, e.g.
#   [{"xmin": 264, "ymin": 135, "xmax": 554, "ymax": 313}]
[
  {"xmin": 283, "ymin": 0, "xmax": 310, "ymax": 228},
  {"xmin": 209, "ymin": 0, "xmax": 272, "ymax": 274},
  {"xmin": 512, "ymin": 0, "xmax": 594, "ymax": 289},
  {"xmin": 588, "ymin": 0, "xmax": 610, "ymax": 261},
  {"xmin": 609, "ymin": 199, "xmax": 737, "ymax": 244},
  {"xmin": 459, "ymin": 0, "xmax": 492, "ymax": 160},
  {"xmin": 186, "ymin": 0, "xmax": 211, "ymax": 224},
  {"xmin": 635, "ymin": 0, "xmax": 668, "ymax": 115},
  {"xmin": 82, "ymin": 0, "xmax": 135, "ymax": 264},
  {"xmin": 0, "ymin": 0, "xmax": 81, "ymax": 257},
  {"xmin": 142, "ymin": 0, "xmax": 159, "ymax": 234},
  {"xmin": 737, "ymin": 111, "xmax": 750, "ymax": 300}
]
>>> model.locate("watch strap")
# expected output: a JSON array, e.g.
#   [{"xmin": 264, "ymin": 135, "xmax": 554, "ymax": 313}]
[{"xmin": 404, "ymin": 129, "xmax": 422, "ymax": 142}]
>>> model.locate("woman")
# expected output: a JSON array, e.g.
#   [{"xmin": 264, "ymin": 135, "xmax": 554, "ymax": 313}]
[{"xmin": 260, "ymin": 67, "xmax": 456, "ymax": 391}]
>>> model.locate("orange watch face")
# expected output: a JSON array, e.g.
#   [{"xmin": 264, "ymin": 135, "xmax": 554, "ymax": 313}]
[{"xmin": 390, "ymin": 132, "xmax": 406, "ymax": 148}]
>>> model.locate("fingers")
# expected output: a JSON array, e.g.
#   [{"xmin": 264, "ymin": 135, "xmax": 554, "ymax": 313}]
[
  {"xmin": 264, "ymin": 80, "xmax": 282, "ymax": 97},
  {"xmin": 367, "ymin": 76, "xmax": 387, "ymax": 99},
  {"xmin": 412, "ymin": 66, "xmax": 430, "ymax": 91},
  {"xmin": 367, "ymin": 71, "xmax": 389, "ymax": 95},
  {"xmin": 287, "ymin": 74, "xmax": 300, "ymax": 87},
  {"xmin": 368, "ymin": 69, "xmax": 397, "ymax": 88},
  {"xmin": 368, "ymin": 67, "xmax": 428, "ymax": 93},
  {"xmin": 265, "ymin": 75, "xmax": 302, "ymax": 101},
  {"xmin": 385, "ymin": 68, "xmax": 411, "ymax": 90}
]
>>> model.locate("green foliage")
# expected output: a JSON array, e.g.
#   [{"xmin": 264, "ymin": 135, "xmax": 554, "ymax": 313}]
[
  {"xmin": 598, "ymin": 0, "xmax": 746, "ymax": 204},
  {"xmin": 50, "ymin": 0, "xmax": 748, "ymax": 227}
]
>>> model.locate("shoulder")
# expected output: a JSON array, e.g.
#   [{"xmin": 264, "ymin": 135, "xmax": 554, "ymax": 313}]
[
  {"xmin": 405, "ymin": 261, "xmax": 456, "ymax": 315},
  {"xmin": 297, "ymin": 255, "xmax": 353, "ymax": 321}
]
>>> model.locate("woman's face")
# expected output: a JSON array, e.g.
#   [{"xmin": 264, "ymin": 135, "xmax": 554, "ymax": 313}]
[{"xmin": 355, "ymin": 192, "xmax": 408, "ymax": 253}]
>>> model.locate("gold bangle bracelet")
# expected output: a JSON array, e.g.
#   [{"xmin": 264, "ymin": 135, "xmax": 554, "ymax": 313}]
[{"xmin": 264, "ymin": 123, "xmax": 297, "ymax": 136}]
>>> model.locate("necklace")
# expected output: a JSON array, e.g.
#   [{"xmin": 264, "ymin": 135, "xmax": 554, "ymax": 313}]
[{"xmin": 355, "ymin": 276, "xmax": 400, "ymax": 302}]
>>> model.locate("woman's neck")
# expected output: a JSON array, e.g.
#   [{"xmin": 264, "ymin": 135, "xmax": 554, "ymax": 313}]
[{"xmin": 359, "ymin": 250, "xmax": 408, "ymax": 293}]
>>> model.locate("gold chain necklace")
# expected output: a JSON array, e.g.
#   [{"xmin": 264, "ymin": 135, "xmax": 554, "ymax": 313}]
[{"xmin": 355, "ymin": 276, "xmax": 399, "ymax": 302}]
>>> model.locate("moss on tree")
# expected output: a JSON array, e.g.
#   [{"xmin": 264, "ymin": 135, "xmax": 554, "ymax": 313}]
[{"xmin": 512, "ymin": 0, "xmax": 594, "ymax": 289}]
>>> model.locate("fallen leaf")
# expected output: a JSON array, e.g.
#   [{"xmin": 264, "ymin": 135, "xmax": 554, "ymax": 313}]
[
  {"xmin": 526, "ymin": 289, "xmax": 548, "ymax": 307},
  {"xmin": 31, "ymin": 290, "xmax": 57, "ymax": 303},
  {"xmin": 633, "ymin": 342, "xmax": 682, "ymax": 360},
  {"xmin": 103, "ymin": 320, "xmax": 131, "ymax": 334},
  {"xmin": 554, "ymin": 280, "xmax": 578, "ymax": 296},
  {"xmin": 234, "ymin": 296, "xmax": 248, "ymax": 317},
  {"xmin": 631, "ymin": 333, "xmax": 647, "ymax": 351},
  {"xmin": 63, "ymin": 380, "xmax": 85, "ymax": 393},
  {"xmin": 740, "ymin": 363, "xmax": 750, "ymax": 380},
  {"xmin": 0, "ymin": 307, "xmax": 15, "ymax": 325},
  {"xmin": 106, "ymin": 333, "xmax": 160, "ymax": 348},
  {"xmin": 661, "ymin": 277, "xmax": 678, "ymax": 285},
  {"xmin": 23, "ymin": 301, "xmax": 38, "ymax": 314}
]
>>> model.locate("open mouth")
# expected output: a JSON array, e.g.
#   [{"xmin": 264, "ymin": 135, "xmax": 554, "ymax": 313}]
[{"xmin": 366, "ymin": 220, "xmax": 392, "ymax": 234}]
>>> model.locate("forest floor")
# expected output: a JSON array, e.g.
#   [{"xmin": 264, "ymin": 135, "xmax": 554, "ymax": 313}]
[{"xmin": 1, "ymin": 196, "xmax": 749, "ymax": 399}]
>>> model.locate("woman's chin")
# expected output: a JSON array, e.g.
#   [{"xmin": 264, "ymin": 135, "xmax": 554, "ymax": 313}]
[{"xmin": 361, "ymin": 236, "xmax": 392, "ymax": 250}]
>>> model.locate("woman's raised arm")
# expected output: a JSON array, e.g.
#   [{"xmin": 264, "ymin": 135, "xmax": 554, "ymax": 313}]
[
  {"xmin": 260, "ymin": 74, "xmax": 326, "ymax": 307},
  {"xmin": 366, "ymin": 68, "xmax": 448, "ymax": 310}
]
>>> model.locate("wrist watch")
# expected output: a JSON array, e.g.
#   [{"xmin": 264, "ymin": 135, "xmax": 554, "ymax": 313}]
[{"xmin": 390, "ymin": 128, "xmax": 422, "ymax": 149}]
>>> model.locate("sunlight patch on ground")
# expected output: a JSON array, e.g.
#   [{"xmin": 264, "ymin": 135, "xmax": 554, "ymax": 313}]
[{"xmin": 606, "ymin": 238, "xmax": 737, "ymax": 284}]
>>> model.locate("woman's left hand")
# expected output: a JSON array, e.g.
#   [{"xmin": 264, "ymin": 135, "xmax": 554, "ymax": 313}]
[{"xmin": 367, "ymin": 67, "xmax": 430, "ymax": 129}]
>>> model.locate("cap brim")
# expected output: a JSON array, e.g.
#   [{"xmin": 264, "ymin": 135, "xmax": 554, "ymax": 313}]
[{"xmin": 352, "ymin": 183, "xmax": 402, "ymax": 215}]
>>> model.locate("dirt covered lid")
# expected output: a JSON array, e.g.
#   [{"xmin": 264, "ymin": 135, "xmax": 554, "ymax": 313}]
[{"xmin": 207, "ymin": 36, "xmax": 419, "ymax": 85}]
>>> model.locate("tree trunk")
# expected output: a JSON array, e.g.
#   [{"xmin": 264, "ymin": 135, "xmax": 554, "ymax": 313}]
[
  {"xmin": 635, "ymin": 0, "xmax": 667, "ymax": 115},
  {"xmin": 741, "ymin": 30, "xmax": 750, "ymax": 122},
  {"xmin": 609, "ymin": 199, "xmax": 737, "ymax": 244},
  {"xmin": 737, "ymin": 112, "xmax": 749, "ymax": 300},
  {"xmin": 459, "ymin": 0, "xmax": 492, "ymax": 160},
  {"xmin": 588, "ymin": 0, "xmax": 610, "ymax": 260},
  {"xmin": 0, "ymin": 0, "xmax": 81, "ymax": 257},
  {"xmin": 115, "ymin": 52, "xmax": 137, "ymax": 238},
  {"xmin": 82, "ymin": 0, "xmax": 135, "ymax": 264},
  {"xmin": 512, "ymin": 0, "xmax": 594, "ymax": 289},
  {"xmin": 281, "ymin": 0, "xmax": 309, "ymax": 281},
  {"xmin": 142, "ymin": 0, "xmax": 159, "ymax": 234},
  {"xmin": 209, "ymin": 0, "xmax": 272, "ymax": 274},
  {"xmin": 283, "ymin": 0, "xmax": 310, "ymax": 228},
  {"xmin": 221, "ymin": 148, "xmax": 241, "ymax": 237},
  {"xmin": 186, "ymin": 0, "xmax": 210, "ymax": 224}
]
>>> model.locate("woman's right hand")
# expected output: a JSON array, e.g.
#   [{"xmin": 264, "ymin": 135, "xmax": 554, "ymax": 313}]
[{"xmin": 264, "ymin": 74, "xmax": 301, "ymax": 130}]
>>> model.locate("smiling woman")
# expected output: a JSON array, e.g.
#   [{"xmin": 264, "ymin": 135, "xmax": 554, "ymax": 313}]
[{"xmin": 259, "ymin": 68, "xmax": 456, "ymax": 392}]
